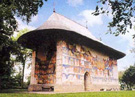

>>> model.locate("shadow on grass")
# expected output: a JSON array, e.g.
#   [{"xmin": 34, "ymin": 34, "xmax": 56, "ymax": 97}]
[{"xmin": 0, "ymin": 89, "xmax": 28, "ymax": 93}]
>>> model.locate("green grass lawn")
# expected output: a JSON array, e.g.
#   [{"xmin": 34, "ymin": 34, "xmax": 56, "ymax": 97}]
[{"xmin": 0, "ymin": 91, "xmax": 135, "ymax": 97}]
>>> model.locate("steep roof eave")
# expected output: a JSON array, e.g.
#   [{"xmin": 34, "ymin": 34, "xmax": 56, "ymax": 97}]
[{"xmin": 17, "ymin": 12, "xmax": 125, "ymax": 59}]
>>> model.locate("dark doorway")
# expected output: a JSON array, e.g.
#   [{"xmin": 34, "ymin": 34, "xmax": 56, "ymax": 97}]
[{"xmin": 84, "ymin": 72, "xmax": 90, "ymax": 91}]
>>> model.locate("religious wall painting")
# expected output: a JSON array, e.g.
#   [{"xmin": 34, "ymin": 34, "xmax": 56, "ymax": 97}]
[
  {"xmin": 34, "ymin": 50, "xmax": 56, "ymax": 84},
  {"xmin": 73, "ymin": 66, "xmax": 80, "ymax": 73},
  {"xmin": 60, "ymin": 41, "xmax": 117, "ymax": 84}
]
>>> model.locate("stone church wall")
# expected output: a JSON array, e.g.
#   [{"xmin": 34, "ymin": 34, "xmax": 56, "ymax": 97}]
[
  {"xmin": 55, "ymin": 40, "xmax": 119, "ymax": 92},
  {"xmin": 34, "ymin": 47, "xmax": 56, "ymax": 84},
  {"xmin": 29, "ymin": 46, "xmax": 56, "ymax": 91},
  {"xmin": 29, "ymin": 40, "xmax": 119, "ymax": 92}
]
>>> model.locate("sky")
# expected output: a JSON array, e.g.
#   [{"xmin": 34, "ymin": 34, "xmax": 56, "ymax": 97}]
[{"xmin": 15, "ymin": 0, "xmax": 135, "ymax": 80}]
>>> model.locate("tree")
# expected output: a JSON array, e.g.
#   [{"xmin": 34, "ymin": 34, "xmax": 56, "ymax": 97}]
[
  {"xmin": 12, "ymin": 28, "xmax": 32, "ymax": 88},
  {"xmin": 10, "ymin": 66, "xmax": 23, "ymax": 88},
  {"xmin": 0, "ymin": 37, "xmax": 19, "ymax": 89},
  {"xmin": 0, "ymin": 0, "xmax": 47, "ymax": 89},
  {"xmin": 119, "ymin": 71, "xmax": 126, "ymax": 90},
  {"xmin": 94, "ymin": 0, "xmax": 135, "ymax": 38},
  {"xmin": 121, "ymin": 65, "xmax": 135, "ymax": 90}
]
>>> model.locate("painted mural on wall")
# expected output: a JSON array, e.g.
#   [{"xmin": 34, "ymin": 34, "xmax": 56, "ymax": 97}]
[
  {"xmin": 58, "ymin": 41, "xmax": 118, "ymax": 84},
  {"xmin": 34, "ymin": 48, "xmax": 56, "ymax": 84}
]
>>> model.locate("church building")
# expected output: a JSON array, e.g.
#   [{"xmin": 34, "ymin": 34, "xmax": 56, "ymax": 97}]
[{"xmin": 18, "ymin": 12, "xmax": 125, "ymax": 92}]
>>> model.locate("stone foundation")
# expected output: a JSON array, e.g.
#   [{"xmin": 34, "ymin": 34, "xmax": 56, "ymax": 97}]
[
  {"xmin": 53, "ymin": 84, "xmax": 119, "ymax": 92},
  {"xmin": 28, "ymin": 84, "xmax": 42, "ymax": 91},
  {"xmin": 54, "ymin": 85, "xmax": 84, "ymax": 92},
  {"xmin": 89, "ymin": 84, "xmax": 120, "ymax": 91}
]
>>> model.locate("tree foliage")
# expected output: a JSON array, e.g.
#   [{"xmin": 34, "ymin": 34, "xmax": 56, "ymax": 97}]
[
  {"xmin": 0, "ymin": 37, "xmax": 18, "ymax": 89},
  {"xmin": 12, "ymin": 28, "xmax": 32, "ymax": 88},
  {"xmin": 0, "ymin": 0, "xmax": 47, "ymax": 34},
  {"xmin": 0, "ymin": 0, "xmax": 47, "ymax": 89},
  {"xmin": 94, "ymin": 0, "xmax": 135, "ymax": 38},
  {"xmin": 121, "ymin": 65, "xmax": 135, "ymax": 90},
  {"xmin": 118, "ymin": 71, "xmax": 126, "ymax": 90}
]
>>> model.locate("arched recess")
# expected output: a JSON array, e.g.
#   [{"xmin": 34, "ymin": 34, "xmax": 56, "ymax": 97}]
[{"xmin": 84, "ymin": 72, "xmax": 90, "ymax": 91}]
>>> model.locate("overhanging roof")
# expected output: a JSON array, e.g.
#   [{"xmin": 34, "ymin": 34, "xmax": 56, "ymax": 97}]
[{"xmin": 18, "ymin": 12, "xmax": 125, "ymax": 59}]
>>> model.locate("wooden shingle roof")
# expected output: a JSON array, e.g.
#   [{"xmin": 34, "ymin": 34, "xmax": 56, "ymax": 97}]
[{"xmin": 18, "ymin": 12, "xmax": 125, "ymax": 59}]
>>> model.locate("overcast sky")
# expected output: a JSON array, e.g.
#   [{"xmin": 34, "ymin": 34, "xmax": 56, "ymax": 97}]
[{"xmin": 16, "ymin": 0, "xmax": 135, "ymax": 73}]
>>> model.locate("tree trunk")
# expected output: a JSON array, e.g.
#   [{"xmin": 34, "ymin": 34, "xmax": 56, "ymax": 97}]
[
  {"xmin": 127, "ymin": 84, "xmax": 128, "ymax": 90},
  {"xmin": 0, "ymin": 78, "xmax": 1, "ymax": 90},
  {"xmin": 21, "ymin": 57, "xmax": 26, "ymax": 88},
  {"xmin": 129, "ymin": 85, "xmax": 132, "ymax": 90}
]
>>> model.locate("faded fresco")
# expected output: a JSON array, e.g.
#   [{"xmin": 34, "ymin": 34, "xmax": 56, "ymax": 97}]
[
  {"xmin": 33, "ymin": 40, "xmax": 119, "ymax": 89},
  {"xmin": 34, "ymin": 47, "xmax": 56, "ymax": 84},
  {"xmin": 57, "ymin": 41, "xmax": 118, "ymax": 85}
]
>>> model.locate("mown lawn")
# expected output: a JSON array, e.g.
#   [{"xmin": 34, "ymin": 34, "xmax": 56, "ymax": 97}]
[{"xmin": 0, "ymin": 91, "xmax": 135, "ymax": 97}]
